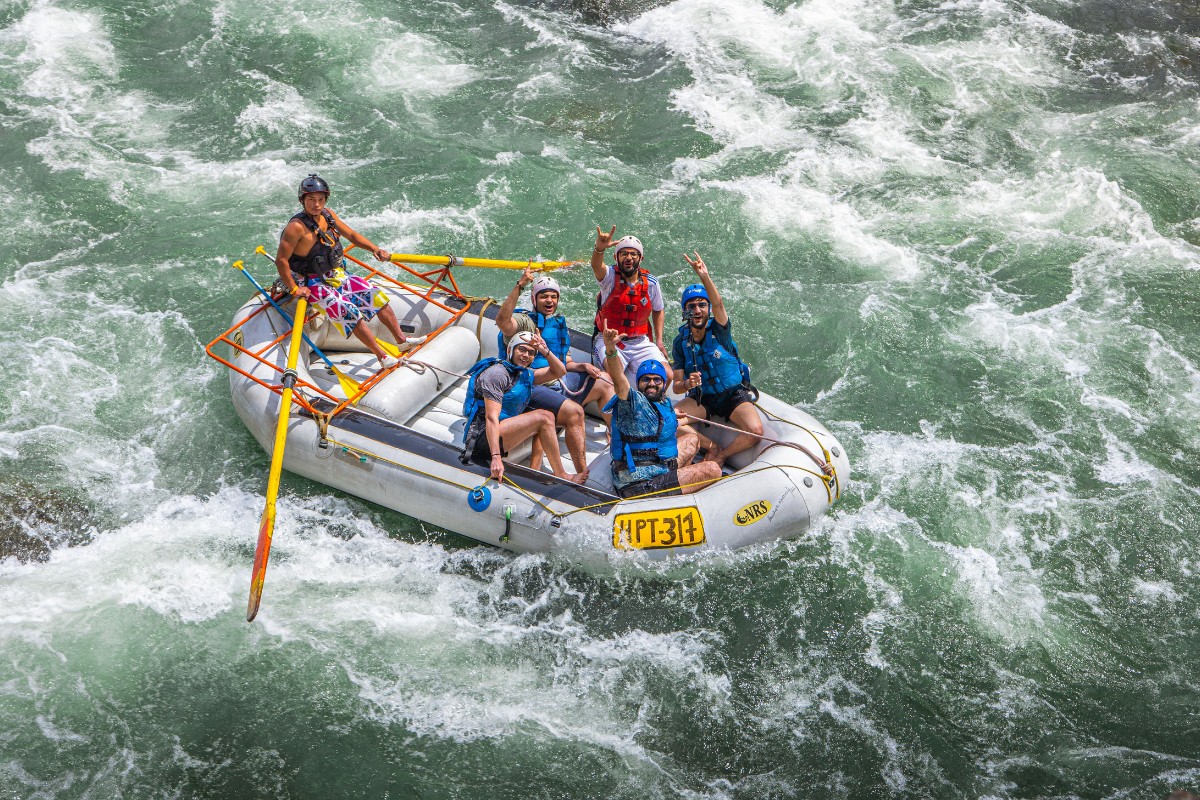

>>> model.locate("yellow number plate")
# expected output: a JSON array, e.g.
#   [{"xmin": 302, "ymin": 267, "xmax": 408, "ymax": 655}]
[{"xmin": 612, "ymin": 507, "xmax": 706, "ymax": 550}]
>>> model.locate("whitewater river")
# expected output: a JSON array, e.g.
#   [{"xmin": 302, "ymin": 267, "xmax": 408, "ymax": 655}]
[{"xmin": 2, "ymin": 0, "xmax": 1199, "ymax": 797}]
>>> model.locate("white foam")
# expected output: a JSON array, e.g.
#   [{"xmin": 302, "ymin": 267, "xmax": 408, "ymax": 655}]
[
  {"xmin": 359, "ymin": 34, "xmax": 478, "ymax": 98},
  {"xmin": 1131, "ymin": 579, "xmax": 1180, "ymax": 604},
  {"xmin": 236, "ymin": 70, "xmax": 332, "ymax": 138}
]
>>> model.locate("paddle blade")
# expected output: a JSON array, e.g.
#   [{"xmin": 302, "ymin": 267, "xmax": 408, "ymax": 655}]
[
  {"xmin": 246, "ymin": 503, "xmax": 276, "ymax": 622},
  {"xmin": 332, "ymin": 366, "xmax": 362, "ymax": 402},
  {"xmin": 377, "ymin": 337, "xmax": 401, "ymax": 358}
]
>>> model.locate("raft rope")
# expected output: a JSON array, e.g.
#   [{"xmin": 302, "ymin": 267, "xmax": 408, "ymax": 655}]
[{"xmin": 751, "ymin": 401, "xmax": 842, "ymax": 501}]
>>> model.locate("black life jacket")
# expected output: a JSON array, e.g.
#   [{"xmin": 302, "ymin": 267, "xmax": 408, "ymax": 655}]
[{"xmin": 285, "ymin": 209, "xmax": 345, "ymax": 278}]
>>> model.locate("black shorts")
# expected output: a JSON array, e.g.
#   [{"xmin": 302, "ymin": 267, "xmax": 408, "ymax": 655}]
[
  {"xmin": 462, "ymin": 414, "xmax": 505, "ymax": 467},
  {"xmin": 615, "ymin": 465, "xmax": 681, "ymax": 499},
  {"xmin": 699, "ymin": 386, "xmax": 756, "ymax": 420}
]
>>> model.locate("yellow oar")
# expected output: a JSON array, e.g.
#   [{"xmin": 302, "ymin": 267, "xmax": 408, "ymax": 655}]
[
  {"xmin": 240, "ymin": 252, "xmax": 362, "ymax": 400},
  {"xmin": 246, "ymin": 296, "xmax": 308, "ymax": 622},
  {"xmin": 389, "ymin": 253, "xmax": 578, "ymax": 270}
]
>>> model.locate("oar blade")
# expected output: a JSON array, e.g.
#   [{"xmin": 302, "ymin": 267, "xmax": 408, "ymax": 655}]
[
  {"xmin": 332, "ymin": 367, "xmax": 361, "ymax": 402},
  {"xmin": 246, "ymin": 504, "xmax": 276, "ymax": 622}
]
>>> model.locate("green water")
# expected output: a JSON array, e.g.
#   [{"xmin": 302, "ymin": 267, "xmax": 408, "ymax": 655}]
[{"xmin": 2, "ymin": 0, "xmax": 1200, "ymax": 797}]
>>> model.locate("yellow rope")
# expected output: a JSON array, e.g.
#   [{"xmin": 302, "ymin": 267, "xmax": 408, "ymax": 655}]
[
  {"xmin": 322, "ymin": 435, "xmax": 478, "ymax": 493},
  {"xmin": 753, "ymin": 402, "xmax": 842, "ymax": 500}
]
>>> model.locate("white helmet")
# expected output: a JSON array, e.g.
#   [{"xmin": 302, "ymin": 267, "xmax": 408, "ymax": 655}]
[
  {"xmin": 507, "ymin": 330, "xmax": 537, "ymax": 360},
  {"xmin": 530, "ymin": 274, "xmax": 560, "ymax": 301},
  {"xmin": 613, "ymin": 235, "xmax": 644, "ymax": 259}
]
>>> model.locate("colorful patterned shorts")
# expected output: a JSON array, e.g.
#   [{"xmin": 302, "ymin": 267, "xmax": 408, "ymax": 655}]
[{"xmin": 306, "ymin": 268, "xmax": 391, "ymax": 338}]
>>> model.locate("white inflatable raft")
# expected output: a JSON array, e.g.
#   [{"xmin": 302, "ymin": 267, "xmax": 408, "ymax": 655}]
[{"xmin": 215, "ymin": 281, "xmax": 849, "ymax": 565}]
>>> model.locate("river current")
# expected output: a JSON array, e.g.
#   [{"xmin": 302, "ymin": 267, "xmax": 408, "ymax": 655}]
[{"xmin": 2, "ymin": 0, "xmax": 1199, "ymax": 797}]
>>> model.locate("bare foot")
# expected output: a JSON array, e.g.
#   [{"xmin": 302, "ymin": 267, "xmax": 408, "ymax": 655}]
[
  {"xmin": 703, "ymin": 447, "xmax": 723, "ymax": 464},
  {"xmin": 558, "ymin": 471, "xmax": 588, "ymax": 485}
]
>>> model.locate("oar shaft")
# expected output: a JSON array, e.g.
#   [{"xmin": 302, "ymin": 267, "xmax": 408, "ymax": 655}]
[
  {"xmin": 390, "ymin": 253, "xmax": 577, "ymax": 270},
  {"xmin": 247, "ymin": 297, "xmax": 309, "ymax": 622}
]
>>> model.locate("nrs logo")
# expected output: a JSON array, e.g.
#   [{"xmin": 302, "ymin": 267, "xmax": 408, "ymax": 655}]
[{"xmin": 733, "ymin": 500, "xmax": 771, "ymax": 526}]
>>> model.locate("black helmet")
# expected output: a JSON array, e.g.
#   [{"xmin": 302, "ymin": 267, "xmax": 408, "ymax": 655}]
[{"xmin": 297, "ymin": 173, "xmax": 330, "ymax": 202}]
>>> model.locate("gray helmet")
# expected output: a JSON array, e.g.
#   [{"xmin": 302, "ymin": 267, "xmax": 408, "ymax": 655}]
[{"xmin": 298, "ymin": 173, "xmax": 330, "ymax": 202}]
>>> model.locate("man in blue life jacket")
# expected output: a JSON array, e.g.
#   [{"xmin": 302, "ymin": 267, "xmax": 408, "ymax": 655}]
[
  {"xmin": 600, "ymin": 327, "xmax": 721, "ymax": 499},
  {"xmin": 670, "ymin": 251, "xmax": 764, "ymax": 469},
  {"xmin": 461, "ymin": 331, "xmax": 587, "ymax": 485},
  {"xmin": 496, "ymin": 265, "xmax": 616, "ymax": 475},
  {"xmin": 275, "ymin": 174, "xmax": 423, "ymax": 370}
]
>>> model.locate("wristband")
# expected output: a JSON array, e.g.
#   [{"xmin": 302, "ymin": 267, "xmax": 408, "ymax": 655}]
[
  {"xmin": 491, "ymin": 453, "xmax": 501, "ymax": 458},
  {"xmin": 605, "ymin": 350, "xmax": 618, "ymax": 358},
  {"xmin": 594, "ymin": 247, "xmax": 606, "ymax": 253}
]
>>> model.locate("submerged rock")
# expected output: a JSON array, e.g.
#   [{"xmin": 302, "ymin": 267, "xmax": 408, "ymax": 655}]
[{"xmin": 0, "ymin": 480, "xmax": 95, "ymax": 563}]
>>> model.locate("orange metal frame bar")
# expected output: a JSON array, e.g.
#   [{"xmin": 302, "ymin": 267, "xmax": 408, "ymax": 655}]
[{"xmin": 206, "ymin": 245, "xmax": 479, "ymax": 416}]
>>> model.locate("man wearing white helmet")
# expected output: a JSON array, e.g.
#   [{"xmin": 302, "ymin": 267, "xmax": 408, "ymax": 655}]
[
  {"xmin": 496, "ymin": 265, "xmax": 615, "ymax": 475},
  {"xmin": 459, "ymin": 331, "xmax": 586, "ymax": 485},
  {"xmin": 591, "ymin": 226, "xmax": 668, "ymax": 385}
]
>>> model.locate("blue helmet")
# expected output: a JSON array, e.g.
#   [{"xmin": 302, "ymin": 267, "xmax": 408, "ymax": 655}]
[
  {"xmin": 635, "ymin": 360, "xmax": 669, "ymax": 384},
  {"xmin": 681, "ymin": 283, "xmax": 709, "ymax": 309}
]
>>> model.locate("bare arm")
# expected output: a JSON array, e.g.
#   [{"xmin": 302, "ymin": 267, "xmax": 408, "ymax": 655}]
[
  {"xmin": 601, "ymin": 327, "xmax": 630, "ymax": 400},
  {"xmin": 684, "ymin": 251, "xmax": 726, "ymax": 326},
  {"xmin": 651, "ymin": 308, "xmax": 666, "ymax": 355},
  {"xmin": 483, "ymin": 398, "xmax": 505, "ymax": 481},
  {"xmin": 329, "ymin": 210, "xmax": 390, "ymax": 262},
  {"xmin": 274, "ymin": 221, "xmax": 309, "ymax": 297},
  {"xmin": 591, "ymin": 225, "xmax": 616, "ymax": 282},
  {"xmin": 496, "ymin": 264, "xmax": 533, "ymax": 338}
]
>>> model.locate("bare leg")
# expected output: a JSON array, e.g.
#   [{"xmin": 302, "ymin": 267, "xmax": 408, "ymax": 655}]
[
  {"xmin": 375, "ymin": 304, "xmax": 410, "ymax": 344},
  {"xmin": 678, "ymin": 461, "xmax": 721, "ymax": 495},
  {"xmin": 584, "ymin": 378, "xmax": 615, "ymax": 427},
  {"xmin": 717, "ymin": 401, "xmax": 765, "ymax": 467},
  {"xmin": 529, "ymin": 437, "xmax": 544, "ymax": 471},
  {"xmin": 675, "ymin": 398, "xmax": 723, "ymax": 463},
  {"xmin": 351, "ymin": 322, "xmax": 390, "ymax": 361},
  {"xmin": 499, "ymin": 411, "xmax": 586, "ymax": 484},
  {"xmin": 676, "ymin": 429, "xmax": 701, "ymax": 466},
  {"xmin": 556, "ymin": 400, "xmax": 589, "ymax": 473}
]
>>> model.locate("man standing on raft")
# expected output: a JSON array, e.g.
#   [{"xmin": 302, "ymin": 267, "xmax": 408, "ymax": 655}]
[
  {"xmin": 274, "ymin": 174, "xmax": 421, "ymax": 370},
  {"xmin": 670, "ymin": 251, "xmax": 764, "ymax": 468},
  {"xmin": 591, "ymin": 226, "xmax": 669, "ymax": 384}
]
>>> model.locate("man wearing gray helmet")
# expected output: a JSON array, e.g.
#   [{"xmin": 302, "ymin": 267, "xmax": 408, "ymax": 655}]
[
  {"xmin": 275, "ymin": 174, "xmax": 422, "ymax": 370},
  {"xmin": 590, "ymin": 225, "xmax": 669, "ymax": 386}
]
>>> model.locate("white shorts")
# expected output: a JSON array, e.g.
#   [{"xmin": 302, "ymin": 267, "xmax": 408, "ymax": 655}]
[{"xmin": 593, "ymin": 334, "xmax": 669, "ymax": 387}]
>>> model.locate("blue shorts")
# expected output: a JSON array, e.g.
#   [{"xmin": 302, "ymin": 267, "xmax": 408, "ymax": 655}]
[{"xmin": 527, "ymin": 372, "xmax": 596, "ymax": 416}]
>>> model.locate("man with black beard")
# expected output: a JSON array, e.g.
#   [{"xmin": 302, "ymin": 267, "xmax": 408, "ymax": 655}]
[
  {"xmin": 600, "ymin": 327, "xmax": 721, "ymax": 499},
  {"xmin": 591, "ymin": 225, "xmax": 668, "ymax": 385},
  {"xmin": 670, "ymin": 251, "xmax": 764, "ymax": 468}
]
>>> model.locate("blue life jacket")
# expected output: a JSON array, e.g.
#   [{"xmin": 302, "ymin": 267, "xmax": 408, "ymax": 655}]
[
  {"xmin": 495, "ymin": 310, "xmax": 571, "ymax": 370},
  {"xmin": 463, "ymin": 358, "xmax": 534, "ymax": 423},
  {"xmin": 603, "ymin": 392, "xmax": 679, "ymax": 474},
  {"xmin": 676, "ymin": 320, "xmax": 749, "ymax": 397}
]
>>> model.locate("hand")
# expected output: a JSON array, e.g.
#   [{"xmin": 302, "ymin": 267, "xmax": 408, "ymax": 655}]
[
  {"xmin": 291, "ymin": 285, "xmax": 312, "ymax": 300},
  {"xmin": 583, "ymin": 363, "xmax": 603, "ymax": 379},
  {"xmin": 594, "ymin": 224, "xmax": 617, "ymax": 252},
  {"xmin": 601, "ymin": 327, "xmax": 624, "ymax": 350},
  {"xmin": 517, "ymin": 263, "xmax": 534, "ymax": 290},
  {"xmin": 686, "ymin": 371, "xmax": 702, "ymax": 390},
  {"xmin": 490, "ymin": 454, "xmax": 505, "ymax": 481},
  {"xmin": 373, "ymin": 247, "xmax": 390, "ymax": 262},
  {"xmin": 683, "ymin": 250, "xmax": 709, "ymax": 278},
  {"xmin": 657, "ymin": 340, "xmax": 669, "ymax": 358},
  {"xmin": 533, "ymin": 334, "xmax": 549, "ymax": 355}
]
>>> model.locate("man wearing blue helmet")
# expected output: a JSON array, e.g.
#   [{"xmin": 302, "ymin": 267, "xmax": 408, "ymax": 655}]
[
  {"xmin": 671, "ymin": 251, "xmax": 764, "ymax": 469},
  {"xmin": 600, "ymin": 327, "xmax": 721, "ymax": 498}
]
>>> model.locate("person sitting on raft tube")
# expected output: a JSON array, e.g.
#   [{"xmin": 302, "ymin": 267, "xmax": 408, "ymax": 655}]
[
  {"xmin": 496, "ymin": 264, "xmax": 616, "ymax": 475},
  {"xmin": 670, "ymin": 251, "xmax": 765, "ymax": 469},
  {"xmin": 600, "ymin": 327, "xmax": 721, "ymax": 499},
  {"xmin": 274, "ymin": 174, "xmax": 423, "ymax": 371},
  {"xmin": 591, "ymin": 226, "xmax": 669, "ymax": 384},
  {"xmin": 460, "ymin": 331, "xmax": 587, "ymax": 485}
]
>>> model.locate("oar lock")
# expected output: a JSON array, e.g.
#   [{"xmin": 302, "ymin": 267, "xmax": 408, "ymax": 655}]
[{"xmin": 281, "ymin": 368, "xmax": 298, "ymax": 389}]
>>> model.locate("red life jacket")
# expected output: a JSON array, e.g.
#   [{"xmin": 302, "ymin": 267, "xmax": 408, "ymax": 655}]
[{"xmin": 594, "ymin": 268, "xmax": 654, "ymax": 337}]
